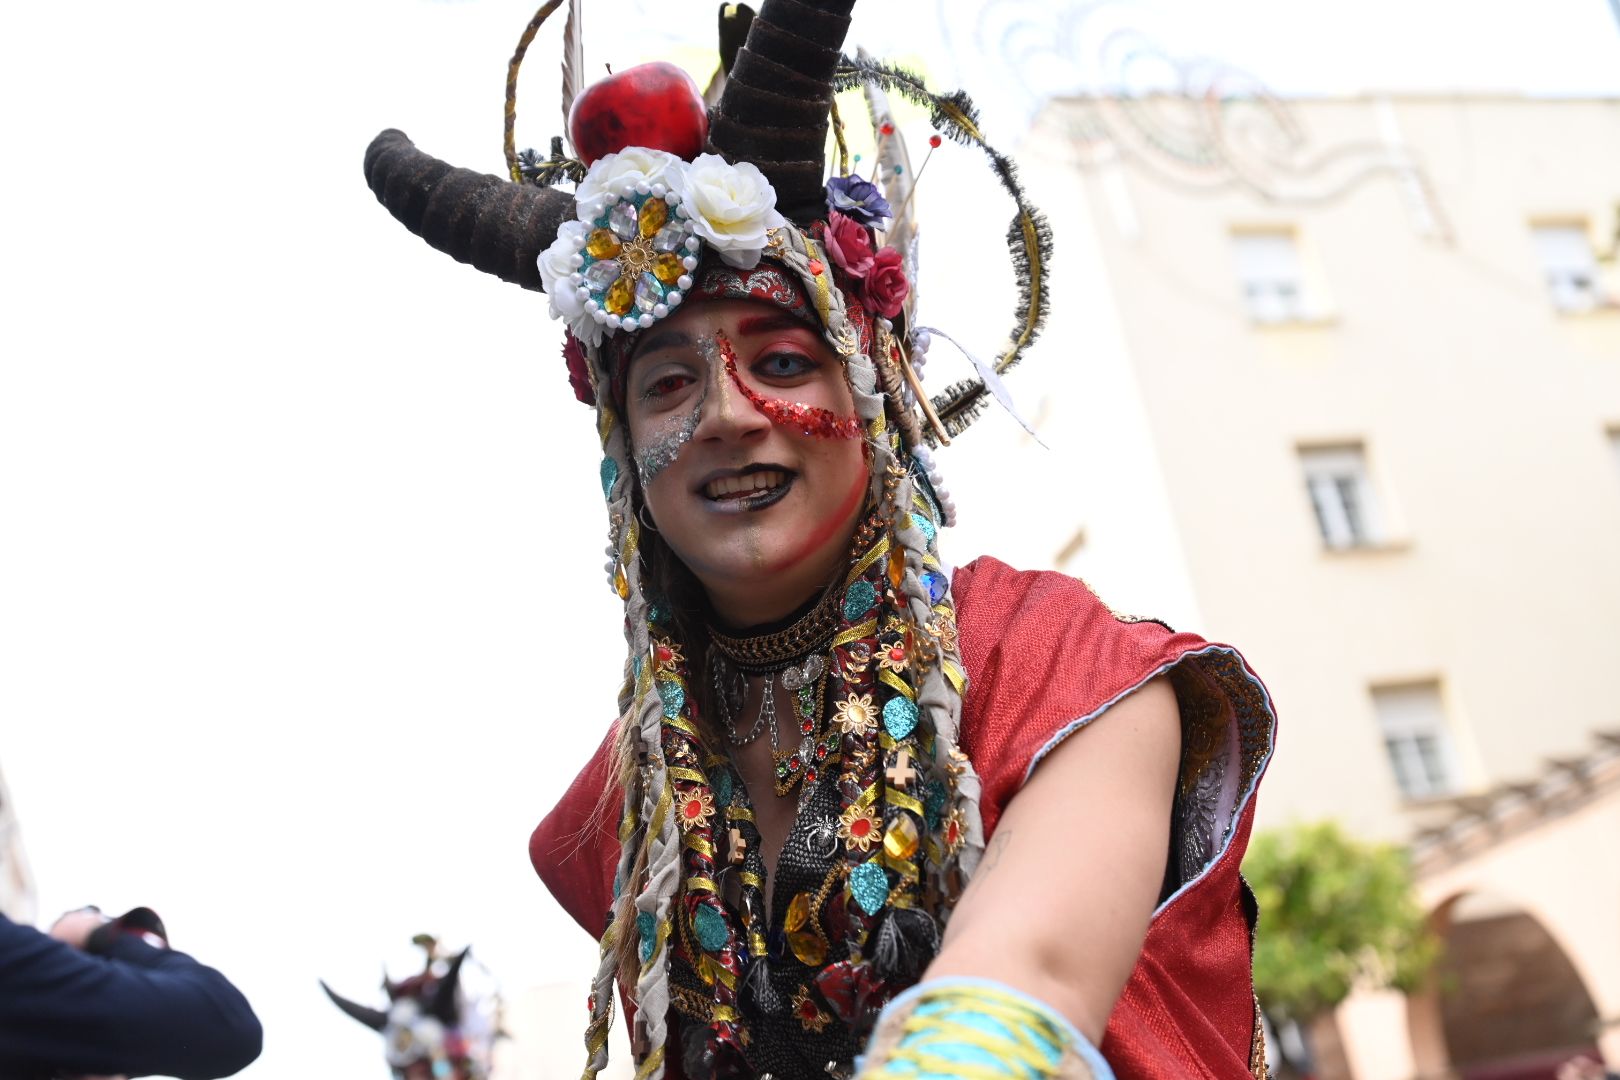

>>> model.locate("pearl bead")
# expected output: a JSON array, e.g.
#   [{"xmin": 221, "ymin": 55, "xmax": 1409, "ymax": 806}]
[
  {"xmin": 577, "ymin": 286, "xmax": 590, "ymax": 301},
  {"xmin": 585, "ymin": 299, "xmax": 599, "ymax": 312},
  {"xmin": 665, "ymin": 190, "xmax": 681, "ymax": 205},
  {"xmin": 653, "ymin": 304, "xmax": 668, "ymax": 318},
  {"xmin": 635, "ymin": 181, "xmax": 651, "ymax": 195},
  {"xmin": 677, "ymin": 275, "xmax": 693, "ymax": 290},
  {"xmin": 878, "ymin": 317, "xmax": 893, "ymax": 332},
  {"xmin": 570, "ymin": 253, "xmax": 584, "ymax": 268},
  {"xmin": 604, "ymin": 192, "xmax": 619, "ymax": 206},
  {"xmin": 668, "ymin": 291, "xmax": 683, "ymax": 307},
  {"xmin": 681, "ymin": 255, "xmax": 698, "ymax": 271},
  {"xmin": 622, "ymin": 315, "xmax": 639, "ymax": 331},
  {"xmin": 684, "ymin": 237, "xmax": 700, "ymax": 252},
  {"xmin": 638, "ymin": 313, "xmax": 654, "ymax": 329}
]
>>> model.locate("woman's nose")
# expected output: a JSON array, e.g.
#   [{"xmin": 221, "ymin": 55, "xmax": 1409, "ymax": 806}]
[{"xmin": 694, "ymin": 341, "xmax": 771, "ymax": 441}]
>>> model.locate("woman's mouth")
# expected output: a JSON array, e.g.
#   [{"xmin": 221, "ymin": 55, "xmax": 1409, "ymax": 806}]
[{"xmin": 702, "ymin": 468, "xmax": 794, "ymax": 511}]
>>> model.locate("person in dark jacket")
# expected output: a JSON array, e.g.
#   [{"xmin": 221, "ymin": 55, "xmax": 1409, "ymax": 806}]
[{"xmin": 0, "ymin": 906, "xmax": 262, "ymax": 1080}]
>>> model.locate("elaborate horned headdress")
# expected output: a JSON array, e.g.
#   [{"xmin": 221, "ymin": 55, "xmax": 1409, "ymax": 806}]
[
  {"xmin": 322, "ymin": 938, "xmax": 496, "ymax": 1080},
  {"xmin": 363, "ymin": 3, "xmax": 1051, "ymax": 1076}
]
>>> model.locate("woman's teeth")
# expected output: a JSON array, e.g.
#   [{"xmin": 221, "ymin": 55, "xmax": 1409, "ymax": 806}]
[{"xmin": 705, "ymin": 470, "xmax": 788, "ymax": 500}]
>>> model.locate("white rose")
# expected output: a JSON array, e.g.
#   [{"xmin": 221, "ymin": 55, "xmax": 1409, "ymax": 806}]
[
  {"xmin": 680, "ymin": 153, "xmax": 786, "ymax": 269},
  {"xmin": 566, "ymin": 310, "xmax": 605, "ymax": 348},
  {"xmin": 539, "ymin": 220, "xmax": 589, "ymax": 319},
  {"xmin": 574, "ymin": 148, "xmax": 685, "ymax": 220}
]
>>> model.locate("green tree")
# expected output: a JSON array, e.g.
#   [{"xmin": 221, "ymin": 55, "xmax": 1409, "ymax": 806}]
[{"xmin": 1244, "ymin": 820, "xmax": 1439, "ymax": 1025}]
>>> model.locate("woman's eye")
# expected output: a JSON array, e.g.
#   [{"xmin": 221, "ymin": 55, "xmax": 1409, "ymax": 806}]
[
  {"xmin": 755, "ymin": 351, "xmax": 816, "ymax": 379},
  {"xmin": 644, "ymin": 373, "xmax": 693, "ymax": 399}
]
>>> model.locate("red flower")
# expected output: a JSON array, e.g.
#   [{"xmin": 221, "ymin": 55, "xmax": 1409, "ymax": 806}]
[
  {"xmin": 860, "ymin": 246, "xmax": 910, "ymax": 319},
  {"xmin": 823, "ymin": 210, "xmax": 875, "ymax": 277},
  {"xmin": 563, "ymin": 331, "xmax": 594, "ymax": 405}
]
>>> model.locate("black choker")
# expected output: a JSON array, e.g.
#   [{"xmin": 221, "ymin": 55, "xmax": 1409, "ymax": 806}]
[{"xmin": 707, "ymin": 584, "xmax": 841, "ymax": 674}]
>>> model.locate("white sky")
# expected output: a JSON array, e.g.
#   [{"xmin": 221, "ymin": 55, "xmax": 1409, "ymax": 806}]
[{"xmin": 1, "ymin": 1, "xmax": 1615, "ymax": 1076}]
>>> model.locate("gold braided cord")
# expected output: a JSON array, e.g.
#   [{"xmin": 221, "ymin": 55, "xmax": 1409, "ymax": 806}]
[
  {"xmin": 685, "ymin": 875, "xmax": 719, "ymax": 893},
  {"xmin": 888, "ymin": 789, "xmax": 925, "ymax": 817},
  {"xmin": 829, "ymin": 98, "xmax": 852, "ymax": 176},
  {"xmin": 712, "ymin": 1004, "xmax": 739, "ymax": 1023},
  {"xmin": 878, "ymin": 668, "xmax": 913, "ymax": 699},
  {"xmin": 683, "ymin": 834, "xmax": 716, "ymax": 858},
  {"xmin": 942, "ymin": 660, "xmax": 967, "ymax": 695},
  {"xmin": 668, "ymin": 766, "xmax": 705, "ymax": 784},
  {"xmin": 831, "ymin": 617, "xmax": 880, "ymax": 650},
  {"xmin": 504, "ymin": 0, "xmax": 568, "ymax": 184},
  {"xmin": 631, "ymin": 1046, "xmax": 666, "ymax": 1080},
  {"xmin": 851, "ymin": 535, "xmax": 891, "ymax": 579}
]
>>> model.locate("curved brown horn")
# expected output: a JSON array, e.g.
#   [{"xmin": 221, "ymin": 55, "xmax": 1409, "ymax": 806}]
[
  {"xmin": 709, "ymin": 0, "xmax": 856, "ymax": 224},
  {"xmin": 320, "ymin": 980, "xmax": 388, "ymax": 1032},
  {"xmin": 363, "ymin": 129, "xmax": 575, "ymax": 292},
  {"xmin": 428, "ymin": 947, "xmax": 470, "ymax": 1026}
]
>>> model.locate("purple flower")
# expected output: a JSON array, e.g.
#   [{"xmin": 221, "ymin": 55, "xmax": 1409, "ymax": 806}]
[{"xmin": 825, "ymin": 175, "xmax": 892, "ymax": 227}]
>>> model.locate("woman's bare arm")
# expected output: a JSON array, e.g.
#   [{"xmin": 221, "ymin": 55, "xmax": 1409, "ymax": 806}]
[{"xmin": 922, "ymin": 675, "xmax": 1182, "ymax": 1044}]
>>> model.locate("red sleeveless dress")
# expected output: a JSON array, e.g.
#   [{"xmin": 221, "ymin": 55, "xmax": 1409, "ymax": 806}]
[{"xmin": 531, "ymin": 556, "xmax": 1277, "ymax": 1078}]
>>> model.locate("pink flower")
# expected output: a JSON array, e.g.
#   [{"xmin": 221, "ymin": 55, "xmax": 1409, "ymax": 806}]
[
  {"xmin": 564, "ymin": 331, "xmax": 594, "ymax": 405},
  {"xmin": 823, "ymin": 210, "xmax": 874, "ymax": 277},
  {"xmin": 860, "ymin": 246, "xmax": 910, "ymax": 319}
]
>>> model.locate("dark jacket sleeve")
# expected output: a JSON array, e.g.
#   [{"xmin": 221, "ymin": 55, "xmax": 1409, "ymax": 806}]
[{"xmin": 0, "ymin": 914, "xmax": 262, "ymax": 1079}]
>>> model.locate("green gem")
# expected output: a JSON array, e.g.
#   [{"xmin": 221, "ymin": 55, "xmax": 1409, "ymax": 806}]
[
  {"xmin": 659, "ymin": 681, "xmax": 685, "ymax": 718},
  {"xmin": 637, "ymin": 912, "xmax": 657, "ymax": 962},
  {"xmin": 883, "ymin": 697, "xmax": 918, "ymax": 739},
  {"xmin": 693, "ymin": 903, "xmax": 728, "ymax": 952},
  {"xmin": 923, "ymin": 780, "xmax": 948, "ymax": 830},
  {"xmin": 843, "ymin": 580, "xmax": 877, "ymax": 620},
  {"xmin": 600, "ymin": 457, "xmax": 618, "ymax": 499},
  {"xmin": 849, "ymin": 861, "xmax": 889, "ymax": 916}
]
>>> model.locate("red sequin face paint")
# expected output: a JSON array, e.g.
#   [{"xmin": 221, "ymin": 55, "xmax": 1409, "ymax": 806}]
[{"xmin": 716, "ymin": 331, "xmax": 863, "ymax": 440}]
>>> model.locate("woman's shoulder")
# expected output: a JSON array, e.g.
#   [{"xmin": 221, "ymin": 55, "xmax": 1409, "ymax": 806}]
[{"xmin": 949, "ymin": 555, "xmax": 1191, "ymax": 681}]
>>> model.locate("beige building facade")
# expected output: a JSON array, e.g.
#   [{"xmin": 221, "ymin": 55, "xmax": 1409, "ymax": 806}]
[{"xmin": 939, "ymin": 94, "xmax": 1620, "ymax": 1077}]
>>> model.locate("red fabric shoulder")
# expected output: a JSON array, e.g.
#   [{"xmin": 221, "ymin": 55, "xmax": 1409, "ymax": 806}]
[
  {"xmin": 952, "ymin": 556, "xmax": 1211, "ymax": 835},
  {"xmin": 530, "ymin": 724, "xmax": 621, "ymax": 939}
]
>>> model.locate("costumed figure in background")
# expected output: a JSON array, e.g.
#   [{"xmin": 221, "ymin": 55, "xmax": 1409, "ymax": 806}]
[
  {"xmin": 321, "ymin": 935, "xmax": 498, "ymax": 1080},
  {"xmin": 360, "ymin": 1, "xmax": 1278, "ymax": 1076}
]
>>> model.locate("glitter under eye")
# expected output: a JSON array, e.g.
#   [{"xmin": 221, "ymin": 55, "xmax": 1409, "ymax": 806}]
[{"xmin": 717, "ymin": 332, "xmax": 862, "ymax": 440}]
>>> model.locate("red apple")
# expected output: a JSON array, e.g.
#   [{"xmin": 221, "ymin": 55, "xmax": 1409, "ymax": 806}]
[{"xmin": 568, "ymin": 61, "xmax": 709, "ymax": 166}]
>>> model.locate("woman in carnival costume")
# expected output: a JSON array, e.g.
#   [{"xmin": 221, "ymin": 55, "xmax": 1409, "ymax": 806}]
[{"xmin": 361, "ymin": 1, "xmax": 1276, "ymax": 1076}]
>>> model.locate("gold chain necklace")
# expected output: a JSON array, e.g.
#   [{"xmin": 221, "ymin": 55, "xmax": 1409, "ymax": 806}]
[{"xmin": 707, "ymin": 584, "xmax": 842, "ymax": 673}]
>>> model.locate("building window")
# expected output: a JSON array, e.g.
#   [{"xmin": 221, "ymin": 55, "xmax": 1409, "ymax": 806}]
[
  {"xmin": 1530, "ymin": 224, "xmax": 1601, "ymax": 313},
  {"xmin": 1299, "ymin": 444, "xmax": 1384, "ymax": 549},
  {"xmin": 1232, "ymin": 230, "xmax": 1310, "ymax": 324},
  {"xmin": 1372, "ymin": 682, "xmax": 1461, "ymax": 800}
]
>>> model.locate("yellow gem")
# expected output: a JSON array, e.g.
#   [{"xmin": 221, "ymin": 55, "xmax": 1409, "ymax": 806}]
[
  {"xmin": 788, "ymin": 927, "xmax": 827, "ymax": 966},
  {"xmin": 605, "ymin": 276, "xmax": 634, "ymax": 316},
  {"xmin": 586, "ymin": 228, "xmax": 621, "ymax": 259},
  {"xmin": 883, "ymin": 814, "xmax": 920, "ymax": 861},
  {"xmin": 639, "ymin": 198, "xmax": 669, "ymax": 238},
  {"xmin": 653, "ymin": 252, "xmax": 684, "ymax": 286},
  {"xmin": 614, "ymin": 564, "xmax": 629, "ymax": 599},
  {"xmin": 888, "ymin": 546, "xmax": 906, "ymax": 590},
  {"xmin": 784, "ymin": 892, "xmax": 812, "ymax": 933}
]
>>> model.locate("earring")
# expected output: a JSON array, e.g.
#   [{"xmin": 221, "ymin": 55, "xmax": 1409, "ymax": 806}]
[{"xmin": 638, "ymin": 503, "xmax": 658, "ymax": 533}]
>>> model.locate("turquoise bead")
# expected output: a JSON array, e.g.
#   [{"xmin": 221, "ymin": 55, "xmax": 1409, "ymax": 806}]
[
  {"xmin": 843, "ymin": 580, "xmax": 877, "ymax": 620},
  {"xmin": 910, "ymin": 512, "xmax": 937, "ymax": 547},
  {"xmin": 637, "ymin": 912, "xmax": 657, "ymax": 962},
  {"xmin": 659, "ymin": 681, "xmax": 685, "ymax": 718},
  {"xmin": 694, "ymin": 903, "xmax": 728, "ymax": 952},
  {"xmin": 883, "ymin": 696, "xmax": 919, "ymax": 740},
  {"xmin": 600, "ymin": 457, "xmax": 618, "ymax": 499},
  {"xmin": 713, "ymin": 770, "xmax": 734, "ymax": 807},
  {"xmin": 849, "ymin": 861, "xmax": 890, "ymax": 916}
]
